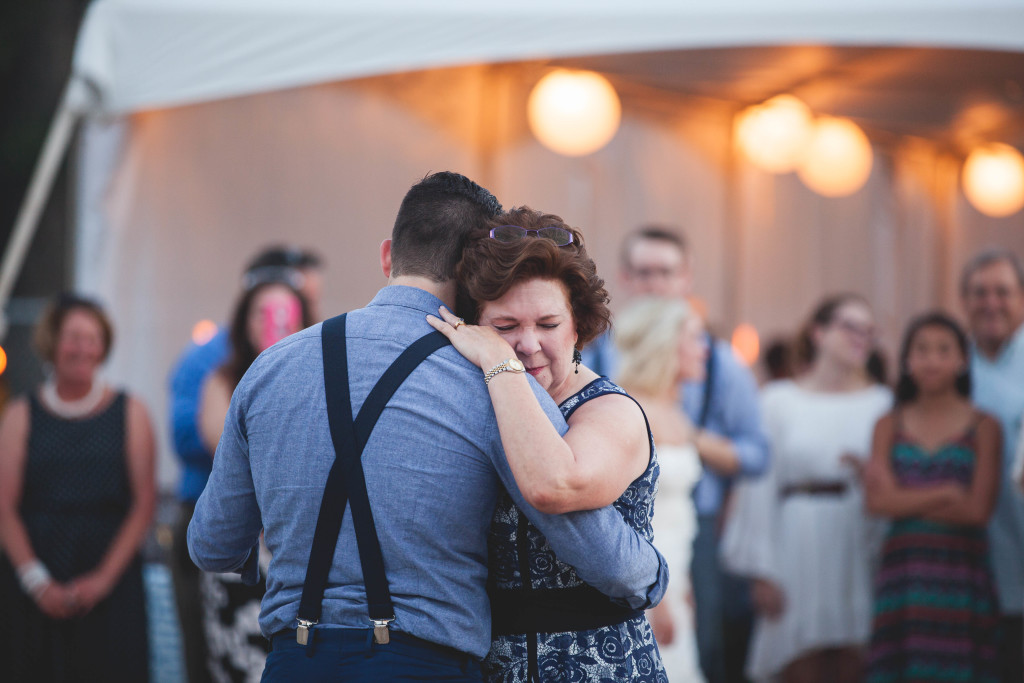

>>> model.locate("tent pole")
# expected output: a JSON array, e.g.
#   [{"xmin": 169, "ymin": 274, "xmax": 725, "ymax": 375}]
[{"xmin": 0, "ymin": 81, "xmax": 82, "ymax": 340}]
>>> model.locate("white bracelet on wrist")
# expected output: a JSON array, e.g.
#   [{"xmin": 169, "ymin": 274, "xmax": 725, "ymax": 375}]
[{"xmin": 17, "ymin": 559, "xmax": 52, "ymax": 599}]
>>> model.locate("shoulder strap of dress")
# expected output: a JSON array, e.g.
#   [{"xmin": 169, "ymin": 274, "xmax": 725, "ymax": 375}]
[
  {"xmin": 559, "ymin": 377, "xmax": 621, "ymax": 421},
  {"xmin": 561, "ymin": 378, "xmax": 655, "ymax": 459}
]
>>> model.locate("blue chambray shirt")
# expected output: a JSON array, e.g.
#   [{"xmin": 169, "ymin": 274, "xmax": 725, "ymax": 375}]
[
  {"xmin": 971, "ymin": 322, "xmax": 1024, "ymax": 614},
  {"xmin": 583, "ymin": 331, "xmax": 769, "ymax": 516},
  {"xmin": 168, "ymin": 328, "xmax": 229, "ymax": 503},
  {"xmin": 188, "ymin": 286, "xmax": 668, "ymax": 659}
]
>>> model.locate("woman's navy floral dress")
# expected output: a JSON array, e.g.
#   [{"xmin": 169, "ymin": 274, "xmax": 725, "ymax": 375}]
[{"xmin": 482, "ymin": 377, "xmax": 667, "ymax": 682}]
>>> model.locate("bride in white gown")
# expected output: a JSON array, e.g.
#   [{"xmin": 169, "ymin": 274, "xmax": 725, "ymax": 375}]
[{"xmin": 616, "ymin": 297, "xmax": 708, "ymax": 683}]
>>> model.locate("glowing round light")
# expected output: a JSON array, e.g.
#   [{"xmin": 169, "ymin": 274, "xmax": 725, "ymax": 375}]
[
  {"xmin": 731, "ymin": 324, "xmax": 760, "ymax": 367},
  {"xmin": 797, "ymin": 116, "xmax": 873, "ymax": 197},
  {"xmin": 734, "ymin": 95, "xmax": 814, "ymax": 173},
  {"xmin": 528, "ymin": 69, "xmax": 622, "ymax": 157},
  {"xmin": 191, "ymin": 320, "xmax": 219, "ymax": 346},
  {"xmin": 0, "ymin": 346, "xmax": 7, "ymax": 376},
  {"xmin": 962, "ymin": 143, "xmax": 1024, "ymax": 217}
]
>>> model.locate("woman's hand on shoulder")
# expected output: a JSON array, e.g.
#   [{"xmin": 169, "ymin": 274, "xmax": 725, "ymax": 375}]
[{"xmin": 427, "ymin": 307, "xmax": 515, "ymax": 370}]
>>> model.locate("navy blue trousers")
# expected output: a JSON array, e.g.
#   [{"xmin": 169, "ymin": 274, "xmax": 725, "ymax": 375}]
[{"xmin": 261, "ymin": 628, "xmax": 483, "ymax": 682}]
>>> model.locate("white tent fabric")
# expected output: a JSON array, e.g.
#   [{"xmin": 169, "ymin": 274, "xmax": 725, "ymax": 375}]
[
  {"xmin": 62, "ymin": 1, "xmax": 1024, "ymax": 489},
  {"xmin": 71, "ymin": 0, "xmax": 1024, "ymax": 115}
]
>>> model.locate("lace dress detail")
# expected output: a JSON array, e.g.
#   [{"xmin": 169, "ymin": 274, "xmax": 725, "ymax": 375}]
[{"xmin": 483, "ymin": 377, "xmax": 666, "ymax": 682}]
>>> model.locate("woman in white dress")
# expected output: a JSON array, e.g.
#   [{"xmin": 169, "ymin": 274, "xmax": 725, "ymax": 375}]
[
  {"xmin": 721, "ymin": 294, "xmax": 892, "ymax": 683},
  {"xmin": 616, "ymin": 297, "xmax": 707, "ymax": 683}
]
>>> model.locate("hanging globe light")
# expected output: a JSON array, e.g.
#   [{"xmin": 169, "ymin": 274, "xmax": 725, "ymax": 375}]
[
  {"xmin": 191, "ymin": 319, "xmax": 219, "ymax": 345},
  {"xmin": 731, "ymin": 323, "xmax": 761, "ymax": 367},
  {"xmin": 797, "ymin": 116, "xmax": 873, "ymax": 197},
  {"xmin": 962, "ymin": 143, "xmax": 1024, "ymax": 218},
  {"xmin": 528, "ymin": 69, "xmax": 622, "ymax": 157},
  {"xmin": 734, "ymin": 95, "xmax": 814, "ymax": 173}
]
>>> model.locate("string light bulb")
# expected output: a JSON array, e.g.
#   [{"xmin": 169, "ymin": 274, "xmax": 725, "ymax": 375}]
[
  {"xmin": 528, "ymin": 69, "xmax": 622, "ymax": 157},
  {"xmin": 962, "ymin": 143, "xmax": 1024, "ymax": 217},
  {"xmin": 797, "ymin": 116, "xmax": 873, "ymax": 197},
  {"xmin": 734, "ymin": 95, "xmax": 814, "ymax": 173}
]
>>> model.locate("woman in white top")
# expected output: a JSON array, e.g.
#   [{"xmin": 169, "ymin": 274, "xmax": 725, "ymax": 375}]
[
  {"xmin": 616, "ymin": 296, "xmax": 708, "ymax": 683},
  {"xmin": 721, "ymin": 294, "xmax": 892, "ymax": 683}
]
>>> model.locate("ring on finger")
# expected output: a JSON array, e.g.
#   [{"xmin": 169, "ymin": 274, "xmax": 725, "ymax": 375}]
[{"xmin": 452, "ymin": 318, "xmax": 466, "ymax": 331}]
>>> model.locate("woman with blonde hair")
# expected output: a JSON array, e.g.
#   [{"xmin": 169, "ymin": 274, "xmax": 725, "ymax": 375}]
[{"xmin": 616, "ymin": 296, "xmax": 708, "ymax": 683}]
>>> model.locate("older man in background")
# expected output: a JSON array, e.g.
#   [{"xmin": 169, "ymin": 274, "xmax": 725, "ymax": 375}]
[{"xmin": 961, "ymin": 248, "xmax": 1024, "ymax": 683}]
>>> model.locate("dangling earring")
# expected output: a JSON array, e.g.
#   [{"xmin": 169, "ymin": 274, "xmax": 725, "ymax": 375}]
[{"xmin": 573, "ymin": 348, "xmax": 582, "ymax": 374}]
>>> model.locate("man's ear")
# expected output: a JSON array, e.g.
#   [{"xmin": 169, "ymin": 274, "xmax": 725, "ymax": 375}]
[{"xmin": 380, "ymin": 239, "xmax": 393, "ymax": 279}]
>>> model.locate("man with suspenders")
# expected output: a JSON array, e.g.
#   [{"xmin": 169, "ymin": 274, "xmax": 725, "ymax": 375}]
[
  {"xmin": 188, "ymin": 173, "xmax": 669, "ymax": 681},
  {"xmin": 583, "ymin": 226, "xmax": 769, "ymax": 683}
]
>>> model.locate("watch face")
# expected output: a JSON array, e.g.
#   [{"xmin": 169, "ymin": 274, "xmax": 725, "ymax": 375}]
[{"xmin": 508, "ymin": 358, "xmax": 525, "ymax": 372}]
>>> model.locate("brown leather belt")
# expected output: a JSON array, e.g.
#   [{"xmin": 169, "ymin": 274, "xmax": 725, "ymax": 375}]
[{"xmin": 781, "ymin": 481, "xmax": 848, "ymax": 498}]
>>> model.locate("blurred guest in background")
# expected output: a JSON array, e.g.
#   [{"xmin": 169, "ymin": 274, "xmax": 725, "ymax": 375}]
[
  {"xmin": 959, "ymin": 248, "xmax": 1024, "ymax": 683},
  {"xmin": 761, "ymin": 338, "xmax": 795, "ymax": 383},
  {"xmin": 167, "ymin": 245, "xmax": 321, "ymax": 683},
  {"xmin": 197, "ymin": 279, "xmax": 312, "ymax": 682},
  {"xmin": 864, "ymin": 311, "xmax": 1000, "ymax": 683},
  {"xmin": 1015, "ymin": 419, "xmax": 1024, "ymax": 493},
  {"xmin": 721, "ymin": 293, "xmax": 891, "ymax": 683},
  {"xmin": 0, "ymin": 294, "xmax": 156, "ymax": 681},
  {"xmin": 584, "ymin": 226, "xmax": 768, "ymax": 683},
  {"xmin": 616, "ymin": 296, "xmax": 708, "ymax": 683}
]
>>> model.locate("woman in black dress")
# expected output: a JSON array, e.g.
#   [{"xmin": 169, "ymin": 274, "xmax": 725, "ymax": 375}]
[{"xmin": 0, "ymin": 294, "xmax": 156, "ymax": 681}]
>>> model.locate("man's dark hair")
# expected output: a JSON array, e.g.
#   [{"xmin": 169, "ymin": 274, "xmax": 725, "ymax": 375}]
[
  {"xmin": 391, "ymin": 172, "xmax": 502, "ymax": 282},
  {"xmin": 244, "ymin": 245, "xmax": 323, "ymax": 290},
  {"xmin": 619, "ymin": 225, "xmax": 689, "ymax": 270},
  {"xmin": 246, "ymin": 245, "xmax": 323, "ymax": 273}
]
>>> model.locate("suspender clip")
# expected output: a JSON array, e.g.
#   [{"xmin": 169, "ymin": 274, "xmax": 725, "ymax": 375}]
[
  {"xmin": 297, "ymin": 618, "xmax": 317, "ymax": 645},
  {"xmin": 372, "ymin": 617, "xmax": 394, "ymax": 645}
]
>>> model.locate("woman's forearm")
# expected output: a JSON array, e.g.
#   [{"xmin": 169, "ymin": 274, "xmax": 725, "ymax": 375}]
[
  {"xmin": 694, "ymin": 431, "xmax": 740, "ymax": 476},
  {"xmin": 486, "ymin": 371, "xmax": 581, "ymax": 513},
  {"xmin": 92, "ymin": 495, "xmax": 155, "ymax": 584},
  {"xmin": 867, "ymin": 484, "xmax": 956, "ymax": 518},
  {"xmin": 922, "ymin": 504, "xmax": 985, "ymax": 526},
  {"xmin": 0, "ymin": 505, "xmax": 40, "ymax": 569}
]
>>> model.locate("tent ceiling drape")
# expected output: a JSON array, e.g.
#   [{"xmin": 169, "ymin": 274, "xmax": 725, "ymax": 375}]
[{"xmin": 71, "ymin": 0, "xmax": 1024, "ymax": 116}]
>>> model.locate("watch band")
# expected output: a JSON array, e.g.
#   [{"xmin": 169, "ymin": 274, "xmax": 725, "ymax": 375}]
[{"xmin": 484, "ymin": 359, "xmax": 525, "ymax": 385}]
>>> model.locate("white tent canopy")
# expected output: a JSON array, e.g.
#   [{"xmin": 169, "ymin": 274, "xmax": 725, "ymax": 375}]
[
  {"xmin": 70, "ymin": 0, "xmax": 1024, "ymax": 115},
  {"xmin": 6, "ymin": 0, "xmax": 1022, "ymax": 489}
]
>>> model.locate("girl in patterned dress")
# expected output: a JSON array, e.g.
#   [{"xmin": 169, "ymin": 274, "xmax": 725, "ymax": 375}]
[
  {"xmin": 864, "ymin": 312, "xmax": 1001, "ymax": 683},
  {"xmin": 429, "ymin": 207, "xmax": 666, "ymax": 682}
]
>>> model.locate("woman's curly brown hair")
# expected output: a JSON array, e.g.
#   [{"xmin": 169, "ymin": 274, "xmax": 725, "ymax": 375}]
[{"xmin": 456, "ymin": 207, "xmax": 610, "ymax": 348}]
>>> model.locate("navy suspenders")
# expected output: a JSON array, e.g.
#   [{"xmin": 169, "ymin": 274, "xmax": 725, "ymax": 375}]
[{"xmin": 296, "ymin": 313, "xmax": 450, "ymax": 646}]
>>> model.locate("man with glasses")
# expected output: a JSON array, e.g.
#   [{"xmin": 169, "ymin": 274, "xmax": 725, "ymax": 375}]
[
  {"xmin": 584, "ymin": 226, "xmax": 769, "ymax": 683},
  {"xmin": 960, "ymin": 248, "xmax": 1024, "ymax": 683}
]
